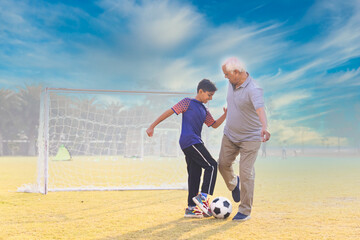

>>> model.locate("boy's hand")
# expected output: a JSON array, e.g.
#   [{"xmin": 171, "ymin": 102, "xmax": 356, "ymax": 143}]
[
  {"xmin": 146, "ymin": 127, "xmax": 154, "ymax": 137},
  {"xmin": 223, "ymin": 107, "xmax": 227, "ymax": 116}
]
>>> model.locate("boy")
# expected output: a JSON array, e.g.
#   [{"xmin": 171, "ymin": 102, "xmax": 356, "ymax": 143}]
[{"xmin": 146, "ymin": 79, "xmax": 227, "ymax": 218}]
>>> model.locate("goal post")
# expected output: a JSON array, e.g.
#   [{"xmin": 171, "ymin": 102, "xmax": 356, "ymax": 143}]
[{"xmin": 24, "ymin": 88, "xmax": 191, "ymax": 194}]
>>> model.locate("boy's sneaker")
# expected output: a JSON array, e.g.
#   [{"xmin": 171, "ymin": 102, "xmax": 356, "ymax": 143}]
[
  {"xmin": 192, "ymin": 194, "xmax": 212, "ymax": 217},
  {"xmin": 232, "ymin": 176, "xmax": 240, "ymax": 203},
  {"xmin": 202, "ymin": 211, "xmax": 212, "ymax": 218},
  {"xmin": 232, "ymin": 212, "xmax": 251, "ymax": 221},
  {"xmin": 184, "ymin": 206, "xmax": 203, "ymax": 218}
]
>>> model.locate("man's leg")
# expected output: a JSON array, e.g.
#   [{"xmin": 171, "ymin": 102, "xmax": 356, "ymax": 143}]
[
  {"xmin": 218, "ymin": 135, "xmax": 240, "ymax": 191},
  {"xmin": 237, "ymin": 141, "xmax": 261, "ymax": 216}
]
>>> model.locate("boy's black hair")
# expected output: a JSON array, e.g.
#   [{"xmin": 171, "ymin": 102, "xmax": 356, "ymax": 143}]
[{"xmin": 197, "ymin": 79, "xmax": 217, "ymax": 93}]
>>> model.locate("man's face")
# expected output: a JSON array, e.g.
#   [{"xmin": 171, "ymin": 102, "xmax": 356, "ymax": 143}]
[
  {"xmin": 199, "ymin": 90, "xmax": 214, "ymax": 104},
  {"xmin": 222, "ymin": 65, "xmax": 239, "ymax": 85}
]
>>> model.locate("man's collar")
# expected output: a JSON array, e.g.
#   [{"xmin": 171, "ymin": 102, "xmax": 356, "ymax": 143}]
[
  {"xmin": 234, "ymin": 73, "xmax": 251, "ymax": 89},
  {"xmin": 240, "ymin": 74, "xmax": 251, "ymax": 88}
]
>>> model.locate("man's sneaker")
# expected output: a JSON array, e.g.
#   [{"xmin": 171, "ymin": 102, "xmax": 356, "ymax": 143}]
[
  {"xmin": 232, "ymin": 212, "xmax": 251, "ymax": 221},
  {"xmin": 192, "ymin": 194, "xmax": 212, "ymax": 217},
  {"xmin": 232, "ymin": 176, "xmax": 240, "ymax": 203},
  {"xmin": 184, "ymin": 206, "xmax": 203, "ymax": 218}
]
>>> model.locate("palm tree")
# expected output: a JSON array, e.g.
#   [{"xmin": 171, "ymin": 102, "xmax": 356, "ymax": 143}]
[
  {"xmin": 0, "ymin": 88, "xmax": 17, "ymax": 155},
  {"xmin": 16, "ymin": 84, "xmax": 42, "ymax": 156}
]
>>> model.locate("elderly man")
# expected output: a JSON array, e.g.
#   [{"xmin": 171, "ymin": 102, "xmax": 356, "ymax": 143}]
[{"xmin": 219, "ymin": 57, "xmax": 270, "ymax": 221}]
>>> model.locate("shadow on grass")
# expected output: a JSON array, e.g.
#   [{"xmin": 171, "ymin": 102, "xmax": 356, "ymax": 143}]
[{"xmin": 100, "ymin": 217, "xmax": 242, "ymax": 240}]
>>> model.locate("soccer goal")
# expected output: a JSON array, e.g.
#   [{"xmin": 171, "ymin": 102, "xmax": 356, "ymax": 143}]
[{"xmin": 26, "ymin": 88, "xmax": 191, "ymax": 194}]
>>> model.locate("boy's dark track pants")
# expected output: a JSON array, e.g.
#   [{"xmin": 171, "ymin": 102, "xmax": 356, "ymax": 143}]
[{"xmin": 182, "ymin": 143, "xmax": 217, "ymax": 206}]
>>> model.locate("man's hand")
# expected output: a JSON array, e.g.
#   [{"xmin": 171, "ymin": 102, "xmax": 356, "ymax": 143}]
[
  {"xmin": 146, "ymin": 127, "xmax": 154, "ymax": 137},
  {"xmin": 261, "ymin": 128, "xmax": 270, "ymax": 142}
]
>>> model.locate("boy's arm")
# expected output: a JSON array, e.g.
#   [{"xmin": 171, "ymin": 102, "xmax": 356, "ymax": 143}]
[
  {"xmin": 211, "ymin": 107, "xmax": 227, "ymax": 129},
  {"xmin": 146, "ymin": 109, "xmax": 174, "ymax": 137}
]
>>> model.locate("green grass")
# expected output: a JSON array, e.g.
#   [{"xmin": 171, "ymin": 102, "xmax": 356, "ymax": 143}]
[{"xmin": 0, "ymin": 155, "xmax": 360, "ymax": 239}]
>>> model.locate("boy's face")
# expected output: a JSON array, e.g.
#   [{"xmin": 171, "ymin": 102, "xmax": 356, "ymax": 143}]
[{"xmin": 198, "ymin": 90, "xmax": 214, "ymax": 103}]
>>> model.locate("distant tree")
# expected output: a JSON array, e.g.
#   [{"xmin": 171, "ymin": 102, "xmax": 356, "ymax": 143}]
[
  {"xmin": 323, "ymin": 137, "xmax": 329, "ymax": 149},
  {"xmin": 105, "ymin": 102, "xmax": 125, "ymax": 155},
  {"xmin": 326, "ymin": 109, "xmax": 348, "ymax": 151},
  {"xmin": 71, "ymin": 97, "xmax": 100, "ymax": 155},
  {"xmin": 354, "ymin": 103, "xmax": 360, "ymax": 153},
  {"xmin": 0, "ymin": 89, "xmax": 17, "ymax": 155},
  {"xmin": 16, "ymin": 85, "xmax": 42, "ymax": 156}
]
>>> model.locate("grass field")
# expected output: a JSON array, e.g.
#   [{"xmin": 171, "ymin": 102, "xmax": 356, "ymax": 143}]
[
  {"xmin": 1, "ymin": 155, "xmax": 360, "ymax": 240},
  {"xmin": 44, "ymin": 156, "xmax": 188, "ymax": 191}
]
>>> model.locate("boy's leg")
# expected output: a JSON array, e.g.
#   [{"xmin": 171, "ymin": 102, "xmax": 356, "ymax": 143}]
[
  {"xmin": 237, "ymin": 141, "xmax": 261, "ymax": 216},
  {"xmin": 184, "ymin": 150, "xmax": 202, "ymax": 207},
  {"xmin": 185, "ymin": 143, "xmax": 216, "ymax": 217},
  {"xmin": 218, "ymin": 135, "xmax": 240, "ymax": 191},
  {"xmin": 189, "ymin": 143, "xmax": 217, "ymax": 195}
]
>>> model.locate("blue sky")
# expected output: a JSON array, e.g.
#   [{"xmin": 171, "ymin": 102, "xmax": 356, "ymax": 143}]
[{"xmin": 1, "ymin": 0, "xmax": 360, "ymax": 148}]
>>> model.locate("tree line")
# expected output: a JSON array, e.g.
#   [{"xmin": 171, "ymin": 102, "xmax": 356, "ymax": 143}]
[
  {"xmin": 0, "ymin": 85, "xmax": 41, "ymax": 156},
  {"xmin": 2, "ymin": 85, "xmax": 358, "ymax": 157},
  {"xmin": 0, "ymin": 85, "xmax": 181, "ymax": 156}
]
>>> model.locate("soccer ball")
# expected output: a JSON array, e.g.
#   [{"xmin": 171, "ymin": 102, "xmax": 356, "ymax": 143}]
[{"xmin": 210, "ymin": 197, "xmax": 232, "ymax": 219}]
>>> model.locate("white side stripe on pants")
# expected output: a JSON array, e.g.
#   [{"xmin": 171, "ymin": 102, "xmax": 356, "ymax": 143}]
[{"xmin": 191, "ymin": 145, "xmax": 214, "ymax": 194}]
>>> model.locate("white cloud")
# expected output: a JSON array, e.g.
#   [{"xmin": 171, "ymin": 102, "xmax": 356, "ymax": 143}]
[
  {"xmin": 325, "ymin": 67, "xmax": 360, "ymax": 86},
  {"xmin": 98, "ymin": 0, "xmax": 203, "ymax": 51},
  {"xmin": 268, "ymin": 119, "xmax": 348, "ymax": 146},
  {"xmin": 293, "ymin": 111, "xmax": 332, "ymax": 123},
  {"xmin": 293, "ymin": 0, "xmax": 360, "ymax": 70},
  {"xmin": 193, "ymin": 22, "xmax": 288, "ymax": 72},
  {"xmin": 258, "ymin": 59, "xmax": 326, "ymax": 93},
  {"xmin": 271, "ymin": 91, "xmax": 310, "ymax": 110},
  {"xmin": 130, "ymin": 2, "xmax": 202, "ymax": 50},
  {"xmin": 0, "ymin": 77, "xmax": 18, "ymax": 87},
  {"xmin": 254, "ymin": 0, "xmax": 360, "ymax": 94},
  {"xmin": 0, "ymin": 0, "xmax": 290, "ymax": 92},
  {"xmin": 152, "ymin": 58, "xmax": 206, "ymax": 91},
  {"xmin": 315, "ymin": 1, "xmax": 360, "ymax": 54}
]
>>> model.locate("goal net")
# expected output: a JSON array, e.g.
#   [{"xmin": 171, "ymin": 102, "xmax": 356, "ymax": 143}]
[{"xmin": 28, "ymin": 88, "xmax": 190, "ymax": 193}]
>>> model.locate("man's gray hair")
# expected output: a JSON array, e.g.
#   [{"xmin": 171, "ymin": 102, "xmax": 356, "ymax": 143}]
[{"xmin": 223, "ymin": 57, "xmax": 246, "ymax": 73}]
